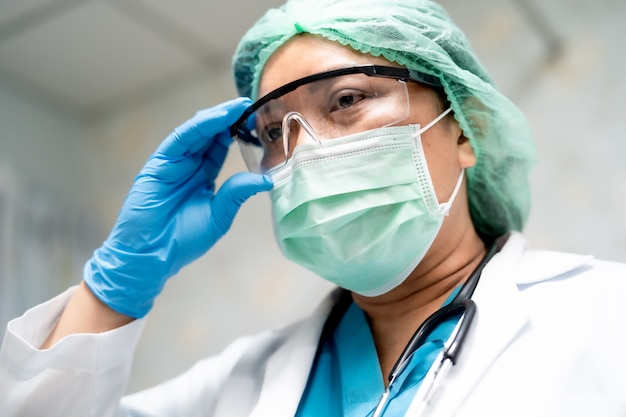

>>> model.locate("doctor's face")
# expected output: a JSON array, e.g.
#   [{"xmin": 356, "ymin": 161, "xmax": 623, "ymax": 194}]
[{"xmin": 258, "ymin": 34, "xmax": 476, "ymax": 204}]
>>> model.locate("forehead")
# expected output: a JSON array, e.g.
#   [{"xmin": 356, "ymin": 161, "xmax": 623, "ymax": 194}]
[{"xmin": 258, "ymin": 35, "xmax": 398, "ymax": 97}]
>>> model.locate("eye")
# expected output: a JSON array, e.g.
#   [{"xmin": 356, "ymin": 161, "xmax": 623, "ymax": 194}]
[
  {"xmin": 337, "ymin": 94, "xmax": 355, "ymax": 108},
  {"xmin": 331, "ymin": 90, "xmax": 368, "ymax": 112},
  {"xmin": 260, "ymin": 123, "xmax": 283, "ymax": 144}
]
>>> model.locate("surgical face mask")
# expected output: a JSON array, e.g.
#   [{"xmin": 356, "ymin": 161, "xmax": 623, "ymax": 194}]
[{"xmin": 269, "ymin": 109, "xmax": 464, "ymax": 296}]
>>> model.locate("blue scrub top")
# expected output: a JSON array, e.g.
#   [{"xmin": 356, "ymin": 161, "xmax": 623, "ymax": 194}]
[{"xmin": 295, "ymin": 293, "xmax": 460, "ymax": 417}]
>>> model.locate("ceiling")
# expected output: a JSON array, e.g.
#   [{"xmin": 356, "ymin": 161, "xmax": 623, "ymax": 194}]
[
  {"xmin": 0, "ymin": 0, "xmax": 564, "ymax": 120},
  {"xmin": 0, "ymin": 0, "xmax": 284, "ymax": 117}
]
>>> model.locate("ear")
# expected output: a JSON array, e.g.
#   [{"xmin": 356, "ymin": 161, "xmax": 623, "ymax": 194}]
[
  {"xmin": 457, "ymin": 134, "xmax": 477, "ymax": 168},
  {"xmin": 449, "ymin": 118, "xmax": 476, "ymax": 168}
]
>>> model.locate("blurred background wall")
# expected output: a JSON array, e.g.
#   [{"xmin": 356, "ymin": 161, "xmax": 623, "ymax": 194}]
[{"xmin": 0, "ymin": 0, "xmax": 624, "ymax": 393}]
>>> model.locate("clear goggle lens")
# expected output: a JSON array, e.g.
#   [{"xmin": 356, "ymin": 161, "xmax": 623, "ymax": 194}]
[{"xmin": 232, "ymin": 67, "xmax": 411, "ymax": 173}]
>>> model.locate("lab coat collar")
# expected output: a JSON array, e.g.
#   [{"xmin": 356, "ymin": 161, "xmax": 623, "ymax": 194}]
[
  {"xmin": 418, "ymin": 232, "xmax": 592, "ymax": 416},
  {"xmin": 504, "ymin": 232, "xmax": 593, "ymax": 285}
]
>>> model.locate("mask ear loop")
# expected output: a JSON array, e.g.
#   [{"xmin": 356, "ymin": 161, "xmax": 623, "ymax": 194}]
[
  {"xmin": 439, "ymin": 169, "xmax": 465, "ymax": 215},
  {"xmin": 416, "ymin": 107, "xmax": 460, "ymax": 216},
  {"xmin": 418, "ymin": 107, "xmax": 453, "ymax": 135}
]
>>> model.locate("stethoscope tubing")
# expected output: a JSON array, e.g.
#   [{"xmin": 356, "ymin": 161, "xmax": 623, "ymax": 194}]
[{"xmin": 373, "ymin": 239, "xmax": 502, "ymax": 417}]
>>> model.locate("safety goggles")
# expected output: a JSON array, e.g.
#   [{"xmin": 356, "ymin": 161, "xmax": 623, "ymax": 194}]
[{"xmin": 230, "ymin": 65, "xmax": 442, "ymax": 174}]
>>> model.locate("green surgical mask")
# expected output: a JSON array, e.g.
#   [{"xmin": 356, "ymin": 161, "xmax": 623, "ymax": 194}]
[{"xmin": 269, "ymin": 117, "xmax": 463, "ymax": 296}]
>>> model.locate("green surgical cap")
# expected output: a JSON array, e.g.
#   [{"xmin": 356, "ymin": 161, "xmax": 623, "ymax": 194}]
[{"xmin": 232, "ymin": 0, "xmax": 536, "ymax": 239}]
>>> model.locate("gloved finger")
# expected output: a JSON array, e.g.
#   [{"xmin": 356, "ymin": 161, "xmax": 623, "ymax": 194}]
[
  {"xmin": 156, "ymin": 97, "xmax": 252, "ymax": 157},
  {"xmin": 134, "ymin": 130, "xmax": 234, "ymax": 203},
  {"xmin": 202, "ymin": 130, "xmax": 232, "ymax": 181},
  {"xmin": 210, "ymin": 172, "xmax": 273, "ymax": 236}
]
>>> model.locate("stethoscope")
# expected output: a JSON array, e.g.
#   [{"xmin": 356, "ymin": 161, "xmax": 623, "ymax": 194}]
[
  {"xmin": 372, "ymin": 239, "xmax": 501, "ymax": 417},
  {"xmin": 317, "ymin": 238, "xmax": 502, "ymax": 417}
]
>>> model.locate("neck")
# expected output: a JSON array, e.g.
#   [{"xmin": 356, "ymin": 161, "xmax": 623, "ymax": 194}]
[{"xmin": 351, "ymin": 227, "xmax": 487, "ymax": 381}]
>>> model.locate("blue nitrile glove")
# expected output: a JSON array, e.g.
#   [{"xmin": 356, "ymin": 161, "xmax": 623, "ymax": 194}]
[{"xmin": 84, "ymin": 98, "xmax": 272, "ymax": 318}]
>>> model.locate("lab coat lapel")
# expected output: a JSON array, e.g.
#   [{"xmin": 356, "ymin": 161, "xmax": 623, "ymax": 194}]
[
  {"xmin": 416, "ymin": 234, "xmax": 531, "ymax": 417},
  {"xmin": 248, "ymin": 289, "xmax": 339, "ymax": 417},
  {"xmin": 416, "ymin": 233, "xmax": 592, "ymax": 416}
]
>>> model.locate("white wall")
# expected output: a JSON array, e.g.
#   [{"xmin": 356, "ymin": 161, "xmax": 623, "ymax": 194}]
[
  {"xmin": 0, "ymin": 66, "xmax": 333, "ymax": 392},
  {"xmin": 441, "ymin": 0, "xmax": 626, "ymax": 262},
  {"xmin": 0, "ymin": 81, "xmax": 98, "ymax": 330}
]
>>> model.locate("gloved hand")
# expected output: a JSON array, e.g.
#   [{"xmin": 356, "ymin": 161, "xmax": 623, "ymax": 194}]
[{"xmin": 84, "ymin": 97, "xmax": 272, "ymax": 318}]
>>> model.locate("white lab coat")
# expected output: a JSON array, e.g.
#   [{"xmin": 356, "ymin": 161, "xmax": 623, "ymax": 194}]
[{"xmin": 1, "ymin": 232, "xmax": 625, "ymax": 416}]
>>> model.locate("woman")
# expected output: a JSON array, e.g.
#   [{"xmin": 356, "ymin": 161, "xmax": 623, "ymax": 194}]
[{"xmin": 2, "ymin": 0, "xmax": 625, "ymax": 416}]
